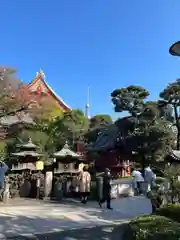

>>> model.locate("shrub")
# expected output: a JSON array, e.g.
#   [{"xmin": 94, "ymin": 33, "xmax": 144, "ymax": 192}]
[
  {"xmin": 129, "ymin": 215, "xmax": 180, "ymax": 240},
  {"xmin": 157, "ymin": 204, "xmax": 180, "ymax": 223},
  {"xmin": 155, "ymin": 177, "xmax": 165, "ymax": 185}
]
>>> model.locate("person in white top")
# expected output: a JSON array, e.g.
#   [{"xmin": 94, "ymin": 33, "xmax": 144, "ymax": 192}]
[
  {"xmin": 79, "ymin": 166, "xmax": 91, "ymax": 204},
  {"xmin": 132, "ymin": 168, "xmax": 144, "ymax": 195},
  {"xmin": 144, "ymin": 165, "xmax": 156, "ymax": 192}
]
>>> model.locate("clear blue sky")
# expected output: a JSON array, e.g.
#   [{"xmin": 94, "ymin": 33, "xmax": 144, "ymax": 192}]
[{"xmin": 1, "ymin": 1, "xmax": 180, "ymax": 119}]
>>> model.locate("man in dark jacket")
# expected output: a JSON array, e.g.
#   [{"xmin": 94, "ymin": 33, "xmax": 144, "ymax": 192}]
[{"xmin": 99, "ymin": 168, "xmax": 112, "ymax": 210}]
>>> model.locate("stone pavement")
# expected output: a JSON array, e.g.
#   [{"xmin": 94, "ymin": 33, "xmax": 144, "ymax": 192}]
[
  {"xmin": 0, "ymin": 196, "xmax": 152, "ymax": 239},
  {"xmin": 7, "ymin": 224, "xmax": 133, "ymax": 239}
]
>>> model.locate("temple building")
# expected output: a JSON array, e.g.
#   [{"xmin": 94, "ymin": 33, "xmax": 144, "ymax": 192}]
[
  {"xmin": 0, "ymin": 69, "xmax": 71, "ymax": 139},
  {"xmin": 87, "ymin": 123, "xmax": 131, "ymax": 177},
  {"xmin": 28, "ymin": 69, "xmax": 71, "ymax": 113}
]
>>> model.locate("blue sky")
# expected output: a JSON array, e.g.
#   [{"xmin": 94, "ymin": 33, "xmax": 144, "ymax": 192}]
[{"xmin": 1, "ymin": 1, "xmax": 180, "ymax": 119}]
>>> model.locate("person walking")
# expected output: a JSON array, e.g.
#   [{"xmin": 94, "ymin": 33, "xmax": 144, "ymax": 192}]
[
  {"xmin": 131, "ymin": 168, "xmax": 144, "ymax": 195},
  {"xmin": 144, "ymin": 165, "xmax": 156, "ymax": 193},
  {"xmin": 99, "ymin": 168, "xmax": 112, "ymax": 210},
  {"xmin": 79, "ymin": 166, "xmax": 91, "ymax": 204}
]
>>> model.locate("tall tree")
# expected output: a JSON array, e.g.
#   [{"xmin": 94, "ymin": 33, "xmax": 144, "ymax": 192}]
[
  {"xmin": 50, "ymin": 109, "xmax": 89, "ymax": 149},
  {"xmin": 159, "ymin": 79, "xmax": 180, "ymax": 149},
  {"xmin": 111, "ymin": 85, "xmax": 174, "ymax": 168},
  {"xmin": 111, "ymin": 85, "xmax": 149, "ymax": 116}
]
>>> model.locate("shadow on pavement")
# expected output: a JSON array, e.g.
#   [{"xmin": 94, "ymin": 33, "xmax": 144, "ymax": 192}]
[
  {"xmin": 0, "ymin": 198, "xmax": 146, "ymax": 239},
  {"xmin": 7, "ymin": 223, "xmax": 133, "ymax": 240}
]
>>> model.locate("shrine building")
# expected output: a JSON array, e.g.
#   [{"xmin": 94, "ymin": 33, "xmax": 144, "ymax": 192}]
[{"xmin": 28, "ymin": 69, "xmax": 71, "ymax": 113}]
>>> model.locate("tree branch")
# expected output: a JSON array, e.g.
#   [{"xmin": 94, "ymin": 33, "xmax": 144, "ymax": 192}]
[{"xmin": 0, "ymin": 105, "xmax": 28, "ymax": 119}]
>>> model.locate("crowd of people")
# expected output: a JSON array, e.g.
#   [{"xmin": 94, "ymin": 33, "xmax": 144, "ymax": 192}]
[
  {"xmin": 0, "ymin": 161, "xmax": 156, "ymax": 209},
  {"xmin": 76, "ymin": 165, "xmax": 156, "ymax": 210}
]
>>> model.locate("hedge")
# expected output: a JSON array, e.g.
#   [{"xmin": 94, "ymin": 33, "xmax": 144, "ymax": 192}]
[
  {"xmin": 129, "ymin": 215, "xmax": 180, "ymax": 240},
  {"xmin": 156, "ymin": 204, "xmax": 180, "ymax": 223}
]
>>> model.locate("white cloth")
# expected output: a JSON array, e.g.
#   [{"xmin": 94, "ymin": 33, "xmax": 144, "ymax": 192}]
[
  {"xmin": 132, "ymin": 170, "xmax": 144, "ymax": 182},
  {"xmin": 0, "ymin": 163, "xmax": 8, "ymax": 187},
  {"xmin": 79, "ymin": 171, "xmax": 91, "ymax": 193}
]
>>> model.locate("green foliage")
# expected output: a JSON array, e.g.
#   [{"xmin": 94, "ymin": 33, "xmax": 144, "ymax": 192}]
[
  {"xmin": 155, "ymin": 177, "xmax": 165, "ymax": 185},
  {"xmin": 18, "ymin": 129, "xmax": 51, "ymax": 151},
  {"xmin": 159, "ymin": 79, "xmax": 180, "ymax": 105},
  {"xmin": 159, "ymin": 79, "xmax": 180, "ymax": 149},
  {"xmin": 112, "ymin": 85, "xmax": 174, "ymax": 166},
  {"xmin": 85, "ymin": 114, "xmax": 112, "ymax": 144},
  {"xmin": 4, "ymin": 108, "xmax": 89, "ymax": 164},
  {"xmin": 49, "ymin": 109, "xmax": 89, "ymax": 148},
  {"xmin": 0, "ymin": 141, "xmax": 5, "ymax": 152},
  {"xmin": 111, "ymin": 85, "xmax": 149, "ymax": 116},
  {"xmin": 162, "ymin": 166, "xmax": 180, "ymax": 204},
  {"xmin": 0, "ymin": 140, "xmax": 6, "ymax": 162},
  {"xmin": 129, "ymin": 215, "xmax": 180, "ymax": 240},
  {"xmin": 89, "ymin": 114, "xmax": 112, "ymax": 128},
  {"xmin": 157, "ymin": 204, "xmax": 180, "ymax": 223},
  {"xmin": 84, "ymin": 128, "xmax": 102, "ymax": 143}
]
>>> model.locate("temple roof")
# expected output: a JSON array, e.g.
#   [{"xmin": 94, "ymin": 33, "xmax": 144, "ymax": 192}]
[
  {"xmin": 28, "ymin": 69, "xmax": 71, "ymax": 112},
  {"xmin": 0, "ymin": 112, "xmax": 34, "ymax": 126},
  {"xmin": 87, "ymin": 124, "xmax": 120, "ymax": 151},
  {"xmin": 18, "ymin": 138, "xmax": 39, "ymax": 149},
  {"xmin": 11, "ymin": 151, "xmax": 43, "ymax": 157},
  {"xmin": 53, "ymin": 142, "xmax": 81, "ymax": 158}
]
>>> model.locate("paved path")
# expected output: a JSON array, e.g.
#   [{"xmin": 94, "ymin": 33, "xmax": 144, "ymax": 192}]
[
  {"xmin": 7, "ymin": 224, "xmax": 133, "ymax": 239},
  {"xmin": 0, "ymin": 197, "xmax": 152, "ymax": 239}
]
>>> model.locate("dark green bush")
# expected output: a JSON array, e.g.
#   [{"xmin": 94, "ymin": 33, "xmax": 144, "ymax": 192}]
[
  {"xmin": 157, "ymin": 204, "xmax": 180, "ymax": 223},
  {"xmin": 129, "ymin": 215, "xmax": 180, "ymax": 240}
]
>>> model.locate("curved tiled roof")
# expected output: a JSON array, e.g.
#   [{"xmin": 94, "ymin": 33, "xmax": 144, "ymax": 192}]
[
  {"xmin": 28, "ymin": 69, "xmax": 71, "ymax": 112},
  {"xmin": 53, "ymin": 142, "xmax": 80, "ymax": 158},
  {"xmin": 0, "ymin": 112, "xmax": 35, "ymax": 126},
  {"xmin": 87, "ymin": 124, "xmax": 119, "ymax": 151}
]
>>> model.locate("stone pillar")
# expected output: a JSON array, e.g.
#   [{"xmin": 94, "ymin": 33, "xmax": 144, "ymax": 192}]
[
  {"xmin": 96, "ymin": 177, "xmax": 103, "ymax": 200},
  {"xmin": 44, "ymin": 171, "xmax": 53, "ymax": 198}
]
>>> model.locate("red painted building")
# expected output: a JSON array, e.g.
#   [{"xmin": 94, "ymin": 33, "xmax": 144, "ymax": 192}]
[
  {"xmin": 28, "ymin": 69, "xmax": 71, "ymax": 113},
  {"xmin": 0, "ymin": 69, "xmax": 71, "ymax": 139}
]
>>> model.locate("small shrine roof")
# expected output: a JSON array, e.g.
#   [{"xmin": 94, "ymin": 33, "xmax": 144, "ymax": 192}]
[
  {"xmin": 53, "ymin": 142, "xmax": 81, "ymax": 158},
  {"xmin": 0, "ymin": 113, "xmax": 34, "ymax": 126},
  {"xmin": 18, "ymin": 138, "xmax": 39, "ymax": 149},
  {"xmin": 12, "ymin": 151, "xmax": 43, "ymax": 157}
]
